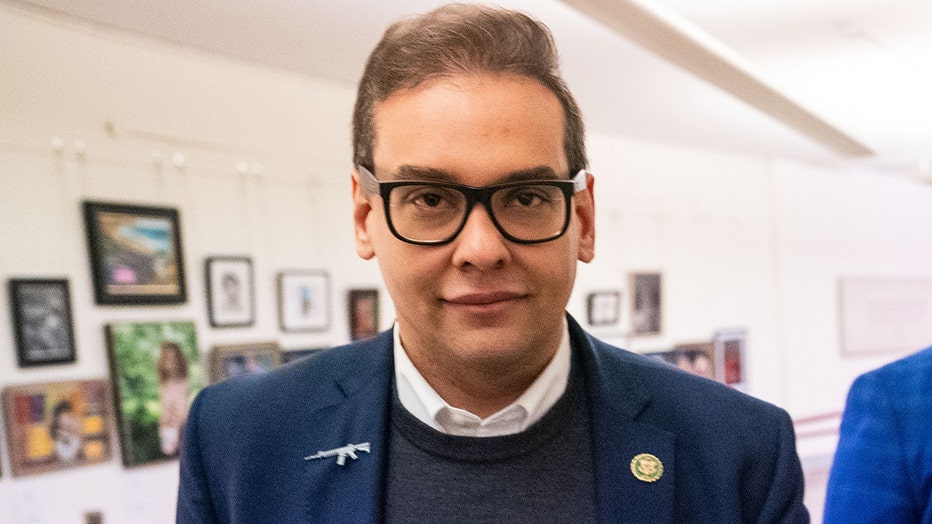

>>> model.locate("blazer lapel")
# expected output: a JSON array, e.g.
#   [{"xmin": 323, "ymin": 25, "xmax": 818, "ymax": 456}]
[
  {"xmin": 570, "ymin": 316, "xmax": 676, "ymax": 524},
  {"xmin": 299, "ymin": 331, "xmax": 395, "ymax": 522}
]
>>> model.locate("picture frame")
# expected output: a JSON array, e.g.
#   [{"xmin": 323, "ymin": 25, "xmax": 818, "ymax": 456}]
[
  {"xmin": 2, "ymin": 379, "xmax": 112, "ymax": 476},
  {"xmin": 205, "ymin": 256, "xmax": 255, "ymax": 328},
  {"xmin": 8, "ymin": 278, "xmax": 77, "ymax": 367},
  {"xmin": 586, "ymin": 290, "xmax": 621, "ymax": 327},
  {"xmin": 105, "ymin": 320, "xmax": 203, "ymax": 467},
  {"xmin": 630, "ymin": 272, "xmax": 662, "ymax": 335},
  {"xmin": 348, "ymin": 288, "xmax": 380, "ymax": 341},
  {"xmin": 209, "ymin": 341, "xmax": 281, "ymax": 384},
  {"xmin": 83, "ymin": 201, "xmax": 187, "ymax": 305},
  {"xmin": 645, "ymin": 342, "xmax": 715, "ymax": 381},
  {"xmin": 280, "ymin": 347, "xmax": 326, "ymax": 365},
  {"xmin": 713, "ymin": 328, "xmax": 747, "ymax": 391},
  {"xmin": 278, "ymin": 270, "xmax": 330, "ymax": 332}
]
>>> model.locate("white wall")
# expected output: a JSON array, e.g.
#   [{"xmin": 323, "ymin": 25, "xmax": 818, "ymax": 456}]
[{"xmin": 1, "ymin": 5, "xmax": 931, "ymax": 522}]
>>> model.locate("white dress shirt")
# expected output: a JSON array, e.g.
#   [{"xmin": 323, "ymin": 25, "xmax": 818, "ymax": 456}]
[{"xmin": 393, "ymin": 320, "xmax": 571, "ymax": 437}]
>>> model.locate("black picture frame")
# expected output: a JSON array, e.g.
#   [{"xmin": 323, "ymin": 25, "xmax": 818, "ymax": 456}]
[
  {"xmin": 205, "ymin": 256, "xmax": 255, "ymax": 328},
  {"xmin": 8, "ymin": 278, "xmax": 77, "ymax": 367},
  {"xmin": 83, "ymin": 201, "xmax": 187, "ymax": 305},
  {"xmin": 586, "ymin": 290, "xmax": 621, "ymax": 326}
]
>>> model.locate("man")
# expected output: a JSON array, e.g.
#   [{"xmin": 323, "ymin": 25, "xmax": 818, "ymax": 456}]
[
  {"xmin": 177, "ymin": 4, "xmax": 808, "ymax": 522},
  {"xmin": 824, "ymin": 345, "xmax": 932, "ymax": 523}
]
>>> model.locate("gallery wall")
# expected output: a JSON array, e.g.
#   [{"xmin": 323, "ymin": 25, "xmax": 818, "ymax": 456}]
[{"xmin": 2, "ymin": 4, "xmax": 931, "ymax": 522}]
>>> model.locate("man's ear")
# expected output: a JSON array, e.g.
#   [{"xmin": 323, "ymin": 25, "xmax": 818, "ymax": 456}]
[
  {"xmin": 576, "ymin": 172, "xmax": 595, "ymax": 263},
  {"xmin": 351, "ymin": 170, "xmax": 376, "ymax": 260}
]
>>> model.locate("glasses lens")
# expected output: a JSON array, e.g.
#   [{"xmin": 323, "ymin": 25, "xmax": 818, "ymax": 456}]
[
  {"xmin": 387, "ymin": 185, "xmax": 468, "ymax": 243},
  {"xmin": 491, "ymin": 184, "xmax": 568, "ymax": 241}
]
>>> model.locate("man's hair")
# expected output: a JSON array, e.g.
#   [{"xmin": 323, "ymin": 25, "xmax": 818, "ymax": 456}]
[{"xmin": 352, "ymin": 3, "xmax": 587, "ymax": 175}]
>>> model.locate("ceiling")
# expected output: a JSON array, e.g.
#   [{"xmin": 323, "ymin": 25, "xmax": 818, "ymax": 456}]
[{"xmin": 8, "ymin": 0, "xmax": 932, "ymax": 179}]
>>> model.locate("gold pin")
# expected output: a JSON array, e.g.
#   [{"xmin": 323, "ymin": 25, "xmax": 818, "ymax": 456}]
[{"xmin": 630, "ymin": 453, "xmax": 663, "ymax": 482}]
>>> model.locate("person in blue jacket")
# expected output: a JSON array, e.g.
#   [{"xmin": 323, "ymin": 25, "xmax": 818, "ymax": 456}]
[
  {"xmin": 824, "ymin": 345, "xmax": 932, "ymax": 523},
  {"xmin": 177, "ymin": 4, "xmax": 809, "ymax": 522}
]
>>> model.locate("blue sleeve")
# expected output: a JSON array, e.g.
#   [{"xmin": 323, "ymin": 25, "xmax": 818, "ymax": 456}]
[
  {"xmin": 176, "ymin": 391, "xmax": 220, "ymax": 524},
  {"xmin": 823, "ymin": 372, "xmax": 917, "ymax": 523}
]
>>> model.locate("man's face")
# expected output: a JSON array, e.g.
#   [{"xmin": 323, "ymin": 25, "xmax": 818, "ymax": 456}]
[{"xmin": 353, "ymin": 73, "xmax": 595, "ymax": 380}]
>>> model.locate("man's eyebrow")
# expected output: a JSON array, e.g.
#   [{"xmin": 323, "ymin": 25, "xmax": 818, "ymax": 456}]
[{"xmin": 393, "ymin": 165, "xmax": 563, "ymax": 184}]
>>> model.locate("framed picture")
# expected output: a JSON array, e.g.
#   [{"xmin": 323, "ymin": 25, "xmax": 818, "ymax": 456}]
[
  {"xmin": 83, "ymin": 201, "xmax": 187, "ymax": 305},
  {"xmin": 713, "ymin": 328, "xmax": 747, "ymax": 391},
  {"xmin": 280, "ymin": 347, "xmax": 326, "ymax": 365},
  {"xmin": 586, "ymin": 291, "xmax": 621, "ymax": 327},
  {"xmin": 105, "ymin": 320, "xmax": 203, "ymax": 467},
  {"xmin": 2, "ymin": 380, "xmax": 112, "ymax": 476},
  {"xmin": 8, "ymin": 278, "xmax": 77, "ymax": 367},
  {"xmin": 209, "ymin": 342, "xmax": 281, "ymax": 383},
  {"xmin": 348, "ymin": 289, "xmax": 380, "ymax": 341},
  {"xmin": 644, "ymin": 342, "xmax": 715, "ymax": 381},
  {"xmin": 278, "ymin": 270, "xmax": 330, "ymax": 332},
  {"xmin": 205, "ymin": 256, "xmax": 255, "ymax": 328},
  {"xmin": 630, "ymin": 272, "xmax": 662, "ymax": 335}
]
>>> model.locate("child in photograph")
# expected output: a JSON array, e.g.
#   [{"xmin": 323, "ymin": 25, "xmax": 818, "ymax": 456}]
[
  {"xmin": 156, "ymin": 341, "xmax": 189, "ymax": 457},
  {"xmin": 50, "ymin": 399, "xmax": 83, "ymax": 464}
]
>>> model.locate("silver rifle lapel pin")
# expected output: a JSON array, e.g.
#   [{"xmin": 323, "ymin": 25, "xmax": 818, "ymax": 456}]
[{"xmin": 304, "ymin": 442, "xmax": 371, "ymax": 466}]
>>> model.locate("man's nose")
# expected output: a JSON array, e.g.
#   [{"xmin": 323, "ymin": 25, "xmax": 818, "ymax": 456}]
[{"xmin": 450, "ymin": 203, "xmax": 511, "ymax": 270}]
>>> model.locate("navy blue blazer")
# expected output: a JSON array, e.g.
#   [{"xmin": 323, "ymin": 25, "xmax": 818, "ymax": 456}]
[
  {"xmin": 177, "ymin": 315, "xmax": 808, "ymax": 523},
  {"xmin": 824, "ymin": 345, "xmax": 932, "ymax": 523}
]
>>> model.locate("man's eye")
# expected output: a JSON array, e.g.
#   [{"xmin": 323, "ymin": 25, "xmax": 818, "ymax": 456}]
[{"xmin": 504, "ymin": 187, "xmax": 553, "ymax": 207}]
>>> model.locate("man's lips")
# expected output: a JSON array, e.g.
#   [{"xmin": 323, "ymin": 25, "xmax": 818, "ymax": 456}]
[{"xmin": 442, "ymin": 291, "xmax": 527, "ymax": 306}]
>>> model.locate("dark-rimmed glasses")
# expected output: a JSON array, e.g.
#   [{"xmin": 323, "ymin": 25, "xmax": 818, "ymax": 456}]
[{"xmin": 357, "ymin": 165, "xmax": 587, "ymax": 245}]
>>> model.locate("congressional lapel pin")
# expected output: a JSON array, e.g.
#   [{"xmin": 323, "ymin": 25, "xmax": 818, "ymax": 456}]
[
  {"xmin": 630, "ymin": 453, "xmax": 663, "ymax": 482},
  {"xmin": 304, "ymin": 442, "xmax": 371, "ymax": 466}
]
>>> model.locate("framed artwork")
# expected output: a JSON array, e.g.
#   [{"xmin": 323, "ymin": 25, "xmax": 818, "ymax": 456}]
[
  {"xmin": 280, "ymin": 347, "xmax": 326, "ymax": 365},
  {"xmin": 278, "ymin": 270, "xmax": 330, "ymax": 332},
  {"xmin": 348, "ymin": 289, "xmax": 380, "ymax": 341},
  {"xmin": 586, "ymin": 291, "xmax": 621, "ymax": 327},
  {"xmin": 105, "ymin": 320, "xmax": 203, "ymax": 467},
  {"xmin": 8, "ymin": 278, "xmax": 77, "ymax": 367},
  {"xmin": 83, "ymin": 201, "xmax": 187, "ymax": 305},
  {"xmin": 2, "ymin": 380, "xmax": 112, "ymax": 476},
  {"xmin": 713, "ymin": 328, "xmax": 747, "ymax": 391},
  {"xmin": 209, "ymin": 342, "xmax": 281, "ymax": 383},
  {"xmin": 630, "ymin": 272, "xmax": 662, "ymax": 335},
  {"xmin": 205, "ymin": 256, "xmax": 255, "ymax": 328}
]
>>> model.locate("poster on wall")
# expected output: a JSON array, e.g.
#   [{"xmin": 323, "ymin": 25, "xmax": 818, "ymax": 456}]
[
  {"xmin": 106, "ymin": 320, "xmax": 203, "ymax": 467},
  {"xmin": 83, "ymin": 201, "xmax": 187, "ymax": 305},
  {"xmin": 713, "ymin": 328, "xmax": 747, "ymax": 391},
  {"xmin": 348, "ymin": 289, "xmax": 380, "ymax": 341},
  {"xmin": 209, "ymin": 342, "xmax": 281, "ymax": 384},
  {"xmin": 838, "ymin": 278, "xmax": 932, "ymax": 355},
  {"xmin": 630, "ymin": 272, "xmax": 662, "ymax": 335},
  {"xmin": 646, "ymin": 342, "xmax": 716, "ymax": 381},
  {"xmin": 205, "ymin": 256, "xmax": 255, "ymax": 328},
  {"xmin": 2, "ymin": 380, "xmax": 113, "ymax": 476},
  {"xmin": 278, "ymin": 270, "xmax": 330, "ymax": 332},
  {"xmin": 8, "ymin": 278, "xmax": 77, "ymax": 367}
]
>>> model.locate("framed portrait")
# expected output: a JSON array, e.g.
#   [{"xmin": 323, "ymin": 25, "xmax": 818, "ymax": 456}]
[
  {"xmin": 105, "ymin": 320, "xmax": 203, "ymax": 467},
  {"xmin": 644, "ymin": 342, "xmax": 715, "ymax": 381},
  {"xmin": 280, "ymin": 347, "xmax": 326, "ymax": 365},
  {"xmin": 586, "ymin": 290, "xmax": 621, "ymax": 327},
  {"xmin": 278, "ymin": 270, "xmax": 330, "ymax": 332},
  {"xmin": 2, "ymin": 380, "xmax": 112, "ymax": 476},
  {"xmin": 630, "ymin": 272, "xmax": 662, "ymax": 335},
  {"xmin": 8, "ymin": 279, "xmax": 77, "ymax": 367},
  {"xmin": 348, "ymin": 289, "xmax": 380, "ymax": 341},
  {"xmin": 205, "ymin": 256, "xmax": 255, "ymax": 328},
  {"xmin": 713, "ymin": 328, "xmax": 747, "ymax": 391},
  {"xmin": 83, "ymin": 201, "xmax": 187, "ymax": 305},
  {"xmin": 209, "ymin": 342, "xmax": 281, "ymax": 383}
]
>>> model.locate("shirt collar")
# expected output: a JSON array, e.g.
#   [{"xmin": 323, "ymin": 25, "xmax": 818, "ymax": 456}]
[{"xmin": 393, "ymin": 318, "xmax": 571, "ymax": 437}]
